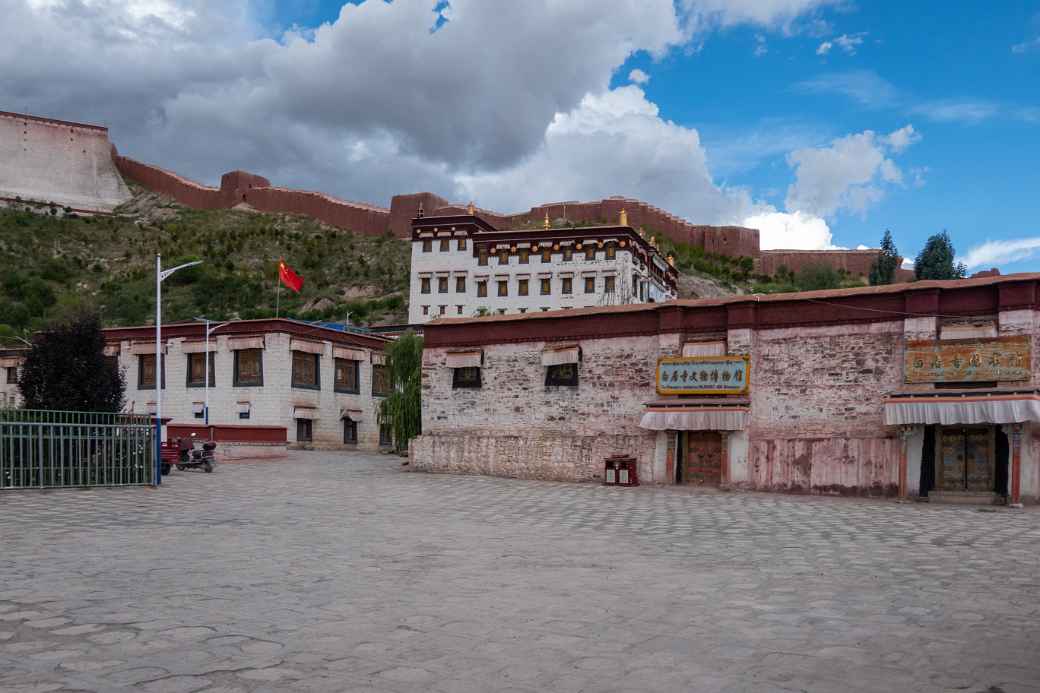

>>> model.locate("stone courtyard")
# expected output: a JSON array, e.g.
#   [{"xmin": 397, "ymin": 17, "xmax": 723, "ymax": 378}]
[{"xmin": 1, "ymin": 451, "xmax": 1039, "ymax": 693}]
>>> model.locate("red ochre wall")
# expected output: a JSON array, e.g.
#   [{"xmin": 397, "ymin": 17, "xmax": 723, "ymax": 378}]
[{"xmin": 114, "ymin": 157, "xmax": 907, "ymax": 278}]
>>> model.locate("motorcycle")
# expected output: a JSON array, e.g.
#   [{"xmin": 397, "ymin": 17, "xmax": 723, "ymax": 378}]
[{"xmin": 176, "ymin": 433, "xmax": 217, "ymax": 473}]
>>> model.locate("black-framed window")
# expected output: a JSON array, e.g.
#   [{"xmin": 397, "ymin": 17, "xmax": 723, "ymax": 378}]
[
  {"xmin": 497, "ymin": 280, "xmax": 508, "ymax": 297},
  {"xmin": 453, "ymin": 366, "xmax": 482, "ymax": 389},
  {"xmin": 561, "ymin": 277, "xmax": 573, "ymax": 295},
  {"xmin": 477, "ymin": 281, "xmax": 488, "ymax": 298},
  {"xmin": 562, "ymin": 247, "xmax": 573, "ymax": 261},
  {"xmin": 5, "ymin": 366, "xmax": 17, "ymax": 384},
  {"xmin": 604, "ymin": 275, "xmax": 616, "ymax": 293},
  {"xmin": 546, "ymin": 363, "xmax": 578, "ymax": 387},
  {"xmin": 606, "ymin": 244, "xmax": 616, "ymax": 259},
  {"xmin": 498, "ymin": 249, "xmax": 509, "ymax": 265},
  {"xmin": 456, "ymin": 305, "xmax": 464, "ymax": 315},
  {"xmin": 296, "ymin": 418, "xmax": 313, "ymax": 442},
  {"xmin": 343, "ymin": 417, "xmax": 358, "ymax": 444},
  {"xmin": 292, "ymin": 351, "xmax": 320, "ymax": 389},
  {"xmin": 457, "ymin": 237, "xmax": 467, "ymax": 250},
  {"xmin": 438, "ymin": 276, "xmax": 448, "ymax": 293},
  {"xmin": 439, "ymin": 237, "xmax": 450, "ymax": 251},
  {"xmin": 234, "ymin": 349, "xmax": 263, "ymax": 387},
  {"xmin": 541, "ymin": 249, "xmax": 552, "ymax": 262},
  {"xmin": 379, "ymin": 423, "xmax": 393, "ymax": 447},
  {"xmin": 372, "ymin": 364, "xmax": 391, "ymax": 397},
  {"xmin": 519, "ymin": 248, "xmax": 530, "ymax": 264},
  {"xmin": 334, "ymin": 358, "xmax": 360, "ymax": 393},
  {"xmin": 138, "ymin": 353, "xmax": 165, "ymax": 390},
  {"xmin": 456, "ymin": 276, "xmax": 466, "ymax": 292},
  {"xmin": 540, "ymin": 278, "xmax": 551, "ymax": 295},
  {"xmin": 420, "ymin": 277, "xmax": 431, "ymax": 294},
  {"xmin": 478, "ymin": 247, "xmax": 489, "ymax": 266},
  {"xmin": 422, "ymin": 305, "xmax": 429, "ymax": 316},
  {"xmin": 422, "ymin": 238, "xmax": 432, "ymax": 252},
  {"xmin": 584, "ymin": 277, "xmax": 595, "ymax": 293},
  {"xmin": 186, "ymin": 352, "xmax": 215, "ymax": 388},
  {"xmin": 518, "ymin": 278, "xmax": 529, "ymax": 296}
]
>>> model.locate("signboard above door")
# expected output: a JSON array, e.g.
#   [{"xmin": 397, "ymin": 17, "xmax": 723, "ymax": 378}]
[
  {"xmin": 656, "ymin": 355, "xmax": 750, "ymax": 395},
  {"xmin": 904, "ymin": 335, "xmax": 1031, "ymax": 384}
]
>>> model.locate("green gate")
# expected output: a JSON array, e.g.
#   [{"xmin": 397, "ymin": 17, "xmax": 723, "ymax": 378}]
[{"xmin": 0, "ymin": 409, "xmax": 156, "ymax": 489}]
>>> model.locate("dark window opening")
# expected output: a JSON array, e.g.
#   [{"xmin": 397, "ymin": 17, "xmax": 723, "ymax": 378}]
[
  {"xmin": 292, "ymin": 351, "xmax": 320, "ymax": 389},
  {"xmin": 379, "ymin": 424, "xmax": 393, "ymax": 447},
  {"xmin": 138, "ymin": 353, "xmax": 165, "ymax": 390},
  {"xmin": 343, "ymin": 418, "xmax": 358, "ymax": 445},
  {"xmin": 545, "ymin": 363, "xmax": 578, "ymax": 387},
  {"xmin": 438, "ymin": 276, "xmax": 449, "ymax": 293},
  {"xmin": 453, "ymin": 366, "xmax": 482, "ymax": 389},
  {"xmin": 334, "ymin": 358, "xmax": 359, "ymax": 393},
  {"xmin": 296, "ymin": 418, "xmax": 313, "ymax": 443},
  {"xmin": 422, "ymin": 238, "xmax": 432, "ymax": 252},
  {"xmin": 372, "ymin": 364, "xmax": 391, "ymax": 397},
  {"xmin": 186, "ymin": 352, "xmax": 215, "ymax": 388},
  {"xmin": 234, "ymin": 349, "xmax": 263, "ymax": 387},
  {"xmin": 439, "ymin": 237, "xmax": 450, "ymax": 251}
]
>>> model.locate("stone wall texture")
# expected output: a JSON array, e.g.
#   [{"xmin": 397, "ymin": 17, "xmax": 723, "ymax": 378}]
[
  {"xmin": 759, "ymin": 249, "xmax": 916, "ymax": 281},
  {"xmin": 0, "ymin": 111, "xmax": 131, "ymax": 213}
]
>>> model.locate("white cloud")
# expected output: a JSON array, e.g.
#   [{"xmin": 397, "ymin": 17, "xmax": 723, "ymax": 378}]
[
  {"xmin": 1011, "ymin": 37, "xmax": 1040, "ymax": 54},
  {"xmin": 680, "ymin": 0, "xmax": 839, "ymax": 34},
  {"xmin": 784, "ymin": 125, "xmax": 919, "ymax": 218},
  {"xmin": 816, "ymin": 41, "xmax": 832, "ymax": 55},
  {"xmin": 794, "ymin": 70, "xmax": 899, "ymax": 107},
  {"xmin": 753, "ymin": 34, "xmax": 768, "ymax": 56},
  {"xmin": 832, "ymin": 33, "xmax": 865, "ymax": 54},
  {"xmin": 960, "ymin": 237, "xmax": 1040, "ymax": 269},
  {"xmin": 628, "ymin": 68, "xmax": 650, "ymax": 84},
  {"xmin": 741, "ymin": 210, "xmax": 833, "ymax": 250},
  {"xmin": 910, "ymin": 99, "xmax": 1000, "ymax": 124}
]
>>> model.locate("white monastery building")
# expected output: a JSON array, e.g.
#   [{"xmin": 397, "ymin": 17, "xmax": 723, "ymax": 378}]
[
  {"xmin": 408, "ymin": 207, "xmax": 678, "ymax": 324},
  {"xmin": 102, "ymin": 319, "xmax": 393, "ymax": 450}
]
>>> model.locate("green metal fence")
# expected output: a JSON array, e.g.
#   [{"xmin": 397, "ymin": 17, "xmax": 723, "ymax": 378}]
[{"xmin": 0, "ymin": 409, "xmax": 156, "ymax": 489}]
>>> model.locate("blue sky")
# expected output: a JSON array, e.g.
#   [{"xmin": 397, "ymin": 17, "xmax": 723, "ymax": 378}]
[
  {"xmin": 268, "ymin": 0, "xmax": 1040, "ymax": 270},
  {"xmin": 7, "ymin": 0, "xmax": 1039, "ymax": 271}
]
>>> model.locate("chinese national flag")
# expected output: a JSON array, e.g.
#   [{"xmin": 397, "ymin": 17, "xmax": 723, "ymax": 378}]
[{"xmin": 279, "ymin": 260, "xmax": 303, "ymax": 293}]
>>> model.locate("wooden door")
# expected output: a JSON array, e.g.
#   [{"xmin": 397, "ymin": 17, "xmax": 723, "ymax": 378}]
[
  {"xmin": 938, "ymin": 426, "xmax": 993, "ymax": 492},
  {"xmin": 684, "ymin": 431, "xmax": 723, "ymax": 486}
]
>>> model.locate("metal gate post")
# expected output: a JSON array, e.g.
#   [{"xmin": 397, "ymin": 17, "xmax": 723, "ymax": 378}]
[{"xmin": 154, "ymin": 418, "xmax": 161, "ymax": 487}]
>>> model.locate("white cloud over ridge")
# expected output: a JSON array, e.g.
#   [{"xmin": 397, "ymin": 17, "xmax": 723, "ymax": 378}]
[{"xmin": 960, "ymin": 237, "xmax": 1040, "ymax": 269}]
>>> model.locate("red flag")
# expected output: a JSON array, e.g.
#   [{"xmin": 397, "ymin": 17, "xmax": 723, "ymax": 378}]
[{"xmin": 279, "ymin": 260, "xmax": 303, "ymax": 293}]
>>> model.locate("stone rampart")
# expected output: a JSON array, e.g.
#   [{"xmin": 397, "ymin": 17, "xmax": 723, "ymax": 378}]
[
  {"xmin": 0, "ymin": 110, "xmax": 131, "ymax": 213},
  {"xmin": 760, "ymin": 249, "xmax": 915, "ymax": 281}
]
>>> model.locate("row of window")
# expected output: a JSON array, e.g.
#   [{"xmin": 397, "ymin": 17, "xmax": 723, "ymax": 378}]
[
  {"xmin": 421, "ymin": 274, "xmax": 616, "ymax": 297},
  {"xmin": 135, "ymin": 351, "xmax": 392, "ymax": 396},
  {"xmin": 295, "ymin": 418, "xmax": 392, "ymax": 446},
  {"xmin": 423, "ymin": 305, "xmax": 574, "ymax": 317},
  {"xmin": 418, "ymin": 237, "xmax": 619, "ymax": 265},
  {"xmin": 451, "ymin": 363, "xmax": 578, "ymax": 389}
]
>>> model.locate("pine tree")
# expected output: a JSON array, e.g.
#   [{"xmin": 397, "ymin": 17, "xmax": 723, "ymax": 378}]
[
  {"xmin": 869, "ymin": 229, "xmax": 900, "ymax": 285},
  {"xmin": 914, "ymin": 231, "xmax": 967, "ymax": 280}
]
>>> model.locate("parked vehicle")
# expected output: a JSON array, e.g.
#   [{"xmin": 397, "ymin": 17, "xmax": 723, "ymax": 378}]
[{"xmin": 177, "ymin": 434, "xmax": 217, "ymax": 473}]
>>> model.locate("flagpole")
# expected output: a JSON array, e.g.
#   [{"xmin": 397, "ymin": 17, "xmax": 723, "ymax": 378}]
[{"xmin": 276, "ymin": 262, "xmax": 281, "ymax": 318}]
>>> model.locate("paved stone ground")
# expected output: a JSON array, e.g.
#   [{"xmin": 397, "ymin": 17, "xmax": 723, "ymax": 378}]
[{"xmin": 1, "ymin": 451, "xmax": 1039, "ymax": 693}]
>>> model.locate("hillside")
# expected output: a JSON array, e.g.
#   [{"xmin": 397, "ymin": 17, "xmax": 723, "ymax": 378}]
[{"xmin": 0, "ymin": 186, "xmax": 411, "ymax": 336}]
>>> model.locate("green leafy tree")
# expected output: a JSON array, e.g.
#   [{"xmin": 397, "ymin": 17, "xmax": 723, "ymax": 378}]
[
  {"xmin": 869, "ymin": 229, "xmax": 901, "ymax": 285},
  {"xmin": 914, "ymin": 231, "xmax": 967, "ymax": 280},
  {"xmin": 18, "ymin": 313, "xmax": 124, "ymax": 412},
  {"xmin": 795, "ymin": 264, "xmax": 842, "ymax": 291},
  {"xmin": 377, "ymin": 331, "xmax": 423, "ymax": 453}
]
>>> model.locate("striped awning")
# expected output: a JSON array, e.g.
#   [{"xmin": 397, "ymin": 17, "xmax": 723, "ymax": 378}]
[
  {"xmin": 446, "ymin": 350, "xmax": 482, "ymax": 368},
  {"xmin": 640, "ymin": 398, "xmax": 749, "ymax": 431},
  {"xmin": 542, "ymin": 343, "xmax": 580, "ymax": 367}
]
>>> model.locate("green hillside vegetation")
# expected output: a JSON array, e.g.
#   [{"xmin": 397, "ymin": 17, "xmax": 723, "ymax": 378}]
[{"xmin": 0, "ymin": 190, "xmax": 410, "ymax": 338}]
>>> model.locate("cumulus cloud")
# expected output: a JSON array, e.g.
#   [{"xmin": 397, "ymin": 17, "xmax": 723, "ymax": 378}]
[
  {"xmin": 784, "ymin": 125, "xmax": 920, "ymax": 218},
  {"xmin": 628, "ymin": 68, "xmax": 650, "ymax": 84},
  {"xmin": 960, "ymin": 237, "xmax": 1040, "ymax": 269},
  {"xmin": 816, "ymin": 41, "xmax": 832, "ymax": 55},
  {"xmin": 741, "ymin": 210, "xmax": 833, "ymax": 250}
]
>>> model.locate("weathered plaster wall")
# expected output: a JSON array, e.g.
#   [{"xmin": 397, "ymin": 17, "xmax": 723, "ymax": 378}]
[
  {"xmin": 759, "ymin": 249, "xmax": 915, "ymax": 282},
  {"xmin": 0, "ymin": 111, "xmax": 130, "ymax": 213}
]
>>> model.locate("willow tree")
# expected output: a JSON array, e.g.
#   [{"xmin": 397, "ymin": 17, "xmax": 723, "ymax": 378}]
[{"xmin": 378, "ymin": 331, "xmax": 423, "ymax": 453}]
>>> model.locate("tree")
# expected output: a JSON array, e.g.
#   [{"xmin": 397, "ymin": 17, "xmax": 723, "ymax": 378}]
[
  {"xmin": 377, "ymin": 331, "xmax": 423, "ymax": 453},
  {"xmin": 869, "ymin": 229, "xmax": 901, "ymax": 285},
  {"xmin": 18, "ymin": 313, "xmax": 124, "ymax": 412},
  {"xmin": 795, "ymin": 264, "xmax": 842, "ymax": 291},
  {"xmin": 914, "ymin": 231, "xmax": 967, "ymax": 280}
]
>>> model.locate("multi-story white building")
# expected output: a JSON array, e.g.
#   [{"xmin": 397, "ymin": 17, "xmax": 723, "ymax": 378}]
[
  {"xmin": 103, "ymin": 319, "xmax": 393, "ymax": 450},
  {"xmin": 0, "ymin": 347, "xmax": 26, "ymax": 409},
  {"xmin": 407, "ymin": 209, "xmax": 678, "ymax": 324}
]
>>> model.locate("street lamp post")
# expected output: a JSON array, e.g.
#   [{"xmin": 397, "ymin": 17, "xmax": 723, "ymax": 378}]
[
  {"xmin": 155, "ymin": 254, "xmax": 203, "ymax": 485},
  {"xmin": 193, "ymin": 316, "xmax": 229, "ymax": 426}
]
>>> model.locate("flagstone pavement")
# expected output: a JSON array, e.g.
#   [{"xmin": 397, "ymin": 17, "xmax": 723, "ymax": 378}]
[{"xmin": 1, "ymin": 450, "xmax": 1039, "ymax": 693}]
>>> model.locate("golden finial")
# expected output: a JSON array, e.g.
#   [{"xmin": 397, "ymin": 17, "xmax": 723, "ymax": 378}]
[
  {"xmin": 543, "ymin": 210, "xmax": 550, "ymax": 230},
  {"xmin": 619, "ymin": 208, "xmax": 628, "ymax": 227},
  {"xmin": 467, "ymin": 201, "xmax": 475, "ymax": 215}
]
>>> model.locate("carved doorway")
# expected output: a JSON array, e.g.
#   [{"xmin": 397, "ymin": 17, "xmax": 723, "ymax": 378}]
[
  {"xmin": 683, "ymin": 431, "xmax": 723, "ymax": 486},
  {"xmin": 936, "ymin": 426, "xmax": 995, "ymax": 494}
]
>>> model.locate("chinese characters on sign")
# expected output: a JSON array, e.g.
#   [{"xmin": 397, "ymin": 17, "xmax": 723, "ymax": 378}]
[
  {"xmin": 904, "ymin": 336, "xmax": 1031, "ymax": 383},
  {"xmin": 656, "ymin": 355, "xmax": 750, "ymax": 395}
]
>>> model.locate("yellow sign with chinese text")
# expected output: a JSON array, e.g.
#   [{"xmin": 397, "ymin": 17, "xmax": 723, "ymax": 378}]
[
  {"xmin": 904, "ymin": 336, "xmax": 1031, "ymax": 383},
  {"xmin": 656, "ymin": 355, "xmax": 750, "ymax": 395}
]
